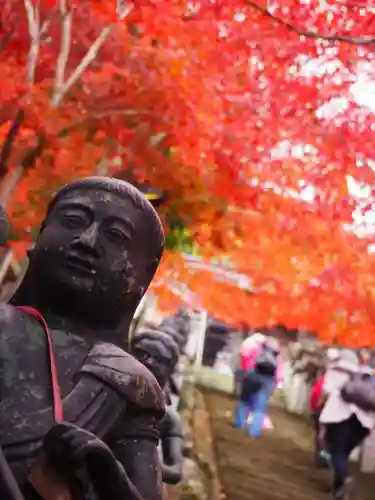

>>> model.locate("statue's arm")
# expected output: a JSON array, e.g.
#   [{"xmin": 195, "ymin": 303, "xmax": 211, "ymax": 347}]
[
  {"xmin": 169, "ymin": 374, "xmax": 180, "ymax": 396},
  {"xmin": 111, "ymin": 423, "xmax": 163, "ymax": 500},
  {"xmin": 161, "ymin": 438, "xmax": 184, "ymax": 485},
  {"xmin": 89, "ymin": 455, "xmax": 144, "ymax": 500},
  {"xmin": 160, "ymin": 409, "xmax": 184, "ymax": 485},
  {"xmin": 76, "ymin": 345, "xmax": 165, "ymax": 500}
]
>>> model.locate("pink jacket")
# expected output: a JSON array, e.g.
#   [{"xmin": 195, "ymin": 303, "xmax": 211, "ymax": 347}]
[{"xmin": 240, "ymin": 343, "xmax": 284, "ymax": 387}]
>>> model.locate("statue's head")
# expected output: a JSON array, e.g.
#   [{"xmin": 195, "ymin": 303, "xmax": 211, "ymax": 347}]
[
  {"xmin": 27, "ymin": 177, "xmax": 164, "ymax": 329},
  {"xmin": 132, "ymin": 330, "xmax": 179, "ymax": 387},
  {"xmin": 177, "ymin": 307, "xmax": 190, "ymax": 320},
  {"xmin": 159, "ymin": 323, "xmax": 185, "ymax": 350},
  {"xmin": 162, "ymin": 311, "xmax": 190, "ymax": 336}
]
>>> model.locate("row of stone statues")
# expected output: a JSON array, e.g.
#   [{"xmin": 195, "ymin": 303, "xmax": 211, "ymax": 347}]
[{"xmin": 0, "ymin": 177, "xmax": 189, "ymax": 500}]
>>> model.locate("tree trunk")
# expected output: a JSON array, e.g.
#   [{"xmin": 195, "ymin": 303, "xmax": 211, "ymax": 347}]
[{"xmin": 0, "ymin": 166, "xmax": 24, "ymax": 205}]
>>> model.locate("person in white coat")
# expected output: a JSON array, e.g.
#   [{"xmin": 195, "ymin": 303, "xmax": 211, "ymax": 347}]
[{"xmin": 319, "ymin": 349, "xmax": 375, "ymax": 500}]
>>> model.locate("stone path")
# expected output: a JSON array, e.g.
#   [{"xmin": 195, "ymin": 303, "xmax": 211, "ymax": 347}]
[{"xmin": 204, "ymin": 391, "xmax": 375, "ymax": 500}]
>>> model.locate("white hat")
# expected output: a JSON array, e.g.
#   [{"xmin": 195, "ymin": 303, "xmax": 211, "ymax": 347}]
[
  {"xmin": 327, "ymin": 348, "xmax": 341, "ymax": 362},
  {"xmin": 241, "ymin": 333, "xmax": 265, "ymax": 351},
  {"xmin": 330, "ymin": 349, "xmax": 360, "ymax": 374}
]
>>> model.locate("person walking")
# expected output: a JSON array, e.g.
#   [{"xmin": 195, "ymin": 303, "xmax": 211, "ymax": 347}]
[
  {"xmin": 243, "ymin": 337, "xmax": 283, "ymax": 438},
  {"xmin": 233, "ymin": 333, "xmax": 266, "ymax": 429},
  {"xmin": 319, "ymin": 349, "xmax": 375, "ymax": 500}
]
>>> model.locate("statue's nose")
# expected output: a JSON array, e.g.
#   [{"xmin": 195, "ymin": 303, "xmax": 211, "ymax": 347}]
[{"xmin": 76, "ymin": 224, "xmax": 99, "ymax": 249}]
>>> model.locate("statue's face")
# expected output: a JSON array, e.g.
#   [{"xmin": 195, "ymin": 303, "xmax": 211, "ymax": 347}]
[
  {"xmin": 33, "ymin": 189, "xmax": 152, "ymax": 305},
  {"xmin": 133, "ymin": 337, "xmax": 176, "ymax": 386}
]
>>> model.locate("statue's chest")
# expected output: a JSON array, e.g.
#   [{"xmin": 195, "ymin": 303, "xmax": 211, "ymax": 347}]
[
  {"xmin": 0, "ymin": 323, "xmax": 91, "ymax": 484},
  {"xmin": 0, "ymin": 324, "xmax": 89, "ymax": 413},
  {"xmin": 51, "ymin": 329, "xmax": 91, "ymax": 397}
]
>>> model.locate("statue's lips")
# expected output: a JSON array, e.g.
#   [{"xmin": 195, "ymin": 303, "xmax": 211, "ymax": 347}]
[{"xmin": 64, "ymin": 253, "xmax": 97, "ymax": 275}]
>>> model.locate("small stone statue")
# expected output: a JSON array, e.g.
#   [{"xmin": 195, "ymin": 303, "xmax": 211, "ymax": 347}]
[
  {"xmin": 132, "ymin": 330, "xmax": 184, "ymax": 485},
  {"xmin": 158, "ymin": 314, "xmax": 191, "ymax": 402},
  {"xmin": 159, "ymin": 309, "xmax": 190, "ymax": 352},
  {"xmin": 154, "ymin": 324, "xmax": 183, "ymax": 401},
  {"xmin": 160, "ymin": 323, "xmax": 185, "ymax": 352},
  {"xmin": 1, "ymin": 177, "xmax": 166, "ymax": 500}
]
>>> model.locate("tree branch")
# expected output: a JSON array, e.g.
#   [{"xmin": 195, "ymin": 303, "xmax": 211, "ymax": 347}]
[
  {"xmin": 52, "ymin": 0, "xmax": 72, "ymax": 104},
  {"xmin": 246, "ymin": 0, "xmax": 375, "ymax": 45},
  {"xmin": 22, "ymin": 134, "xmax": 47, "ymax": 173},
  {"xmin": 116, "ymin": 0, "xmax": 133, "ymax": 18},
  {"xmin": 0, "ymin": 28, "xmax": 13, "ymax": 55},
  {"xmin": 51, "ymin": 2, "xmax": 134, "ymax": 107},
  {"xmin": 0, "ymin": 134, "xmax": 47, "ymax": 204},
  {"xmin": 0, "ymin": 3, "xmax": 47, "ymax": 196},
  {"xmin": 0, "ymin": 111, "xmax": 25, "ymax": 180},
  {"xmin": 51, "ymin": 26, "xmax": 112, "ymax": 107},
  {"xmin": 183, "ymin": 0, "xmax": 375, "ymax": 45},
  {"xmin": 23, "ymin": 0, "xmax": 40, "ymax": 84}
]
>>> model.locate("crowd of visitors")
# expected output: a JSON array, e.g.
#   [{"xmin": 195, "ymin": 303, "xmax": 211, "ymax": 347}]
[{"xmin": 233, "ymin": 333, "xmax": 375, "ymax": 500}]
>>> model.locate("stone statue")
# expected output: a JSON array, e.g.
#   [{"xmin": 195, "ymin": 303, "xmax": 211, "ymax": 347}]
[
  {"xmin": 158, "ymin": 310, "xmax": 191, "ymax": 399},
  {"xmin": 286, "ymin": 339, "xmax": 326, "ymax": 415},
  {"xmin": 132, "ymin": 330, "xmax": 184, "ymax": 485},
  {"xmin": 155, "ymin": 324, "xmax": 183, "ymax": 399},
  {"xmin": 290, "ymin": 341, "xmax": 326, "ymax": 384},
  {"xmin": 1, "ymin": 177, "xmax": 166, "ymax": 500},
  {"xmin": 160, "ymin": 309, "xmax": 190, "ymax": 350}
]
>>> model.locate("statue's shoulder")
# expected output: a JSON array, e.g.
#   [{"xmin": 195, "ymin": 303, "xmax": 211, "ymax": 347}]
[
  {"xmin": 0, "ymin": 303, "xmax": 24, "ymax": 350},
  {"xmin": 79, "ymin": 342, "xmax": 165, "ymax": 414},
  {"xmin": 0, "ymin": 302, "xmax": 22, "ymax": 325},
  {"xmin": 0, "ymin": 303, "xmax": 44, "ymax": 339}
]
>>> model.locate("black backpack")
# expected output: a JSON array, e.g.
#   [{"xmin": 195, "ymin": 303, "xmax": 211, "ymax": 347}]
[
  {"xmin": 240, "ymin": 371, "xmax": 262, "ymax": 401},
  {"xmin": 255, "ymin": 344, "xmax": 278, "ymax": 376}
]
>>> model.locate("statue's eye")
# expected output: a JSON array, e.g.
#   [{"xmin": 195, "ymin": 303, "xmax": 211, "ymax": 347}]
[
  {"xmin": 105, "ymin": 227, "xmax": 129, "ymax": 244},
  {"xmin": 61, "ymin": 213, "xmax": 87, "ymax": 228}
]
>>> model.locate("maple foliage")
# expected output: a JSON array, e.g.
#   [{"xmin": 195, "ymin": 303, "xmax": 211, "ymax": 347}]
[
  {"xmin": 147, "ymin": 1, "xmax": 375, "ymax": 346},
  {"xmin": 0, "ymin": 0, "xmax": 375, "ymax": 345}
]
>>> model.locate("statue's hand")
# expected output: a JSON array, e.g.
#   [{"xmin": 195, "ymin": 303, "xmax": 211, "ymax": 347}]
[
  {"xmin": 44, "ymin": 423, "xmax": 143, "ymax": 500},
  {"xmin": 43, "ymin": 422, "xmax": 114, "ymax": 472}
]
